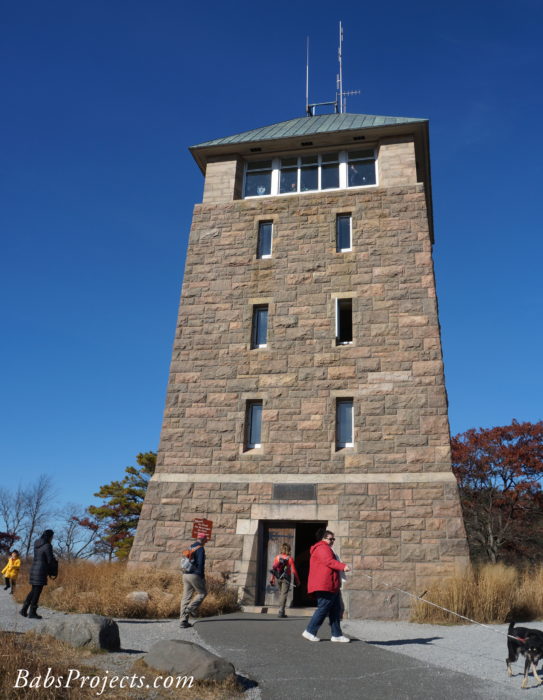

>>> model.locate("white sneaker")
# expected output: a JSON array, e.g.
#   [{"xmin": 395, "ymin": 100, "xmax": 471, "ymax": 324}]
[
  {"xmin": 331, "ymin": 635, "xmax": 350, "ymax": 643},
  {"xmin": 302, "ymin": 630, "xmax": 320, "ymax": 642}
]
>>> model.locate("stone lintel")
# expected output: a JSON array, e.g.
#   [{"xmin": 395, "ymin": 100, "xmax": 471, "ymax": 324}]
[{"xmin": 151, "ymin": 471, "xmax": 457, "ymax": 484}]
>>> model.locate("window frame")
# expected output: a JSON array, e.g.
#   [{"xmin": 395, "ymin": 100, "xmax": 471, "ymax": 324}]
[
  {"xmin": 336, "ymin": 213, "xmax": 352, "ymax": 253},
  {"xmin": 335, "ymin": 297, "xmax": 353, "ymax": 345},
  {"xmin": 244, "ymin": 160, "xmax": 273, "ymax": 197},
  {"xmin": 246, "ymin": 400, "xmax": 263, "ymax": 449},
  {"xmin": 243, "ymin": 149, "xmax": 377, "ymax": 199},
  {"xmin": 251, "ymin": 305, "xmax": 269, "ymax": 349},
  {"xmin": 336, "ymin": 398, "xmax": 354, "ymax": 449},
  {"xmin": 257, "ymin": 220, "xmax": 273, "ymax": 259}
]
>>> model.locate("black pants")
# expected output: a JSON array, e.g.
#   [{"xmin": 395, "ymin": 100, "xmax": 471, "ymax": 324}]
[{"xmin": 23, "ymin": 584, "xmax": 44, "ymax": 609}]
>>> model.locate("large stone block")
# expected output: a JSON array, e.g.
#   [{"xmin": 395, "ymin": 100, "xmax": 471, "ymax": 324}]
[
  {"xmin": 144, "ymin": 640, "xmax": 235, "ymax": 681},
  {"xmin": 38, "ymin": 614, "xmax": 120, "ymax": 652}
]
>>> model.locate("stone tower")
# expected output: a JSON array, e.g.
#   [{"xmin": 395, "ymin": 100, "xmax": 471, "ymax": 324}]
[{"xmin": 130, "ymin": 113, "xmax": 469, "ymax": 619}]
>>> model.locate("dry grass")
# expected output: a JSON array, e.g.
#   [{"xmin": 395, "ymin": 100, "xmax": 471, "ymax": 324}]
[
  {"xmin": 411, "ymin": 563, "xmax": 543, "ymax": 624},
  {"xmin": 0, "ymin": 632, "xmax": 243, "ymax": 699},
  {"xmin": 13, "ymin": 560, "xmax": 239, "ymax": 619}
]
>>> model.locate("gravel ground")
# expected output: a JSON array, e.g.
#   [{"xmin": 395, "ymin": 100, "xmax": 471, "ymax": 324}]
[
  {"xmin": 0, "ymin": 592, "xmax": 260, "ymax": 698},
  {"xmin": 2, "ymin": 591, "xmax": 542, "ymax": 698},
  {"xmin": 344, "ymin": 617, "xmax": 542, "ymax": 696}
]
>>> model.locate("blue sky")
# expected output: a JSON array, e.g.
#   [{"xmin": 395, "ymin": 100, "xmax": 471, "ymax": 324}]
[{"xmin": 2, "ymin": 0, "xmax": 542, "ymax": 509}]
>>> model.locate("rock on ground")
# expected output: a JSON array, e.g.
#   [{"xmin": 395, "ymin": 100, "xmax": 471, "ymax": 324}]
[
  {"xmin": 143, "ymin": 639, "xmax": 235, "ymax": 681},
  {"xmin": 37, "ymin": 613, "xmax": 120, "ymax": 651},
  {"xmin": 126, "ymin": 591, "xmax": 150, "ymax": 605}
]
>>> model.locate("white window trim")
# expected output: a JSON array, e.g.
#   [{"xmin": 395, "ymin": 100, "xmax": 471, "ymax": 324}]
[
  {"xmin": 243, "ymin": 149, "xmax": 377, "ymax": 199},
  {"xmin": 336, "ymin": 399, "xmax": 354, "ymax": 449},
  {"xmin": 336, "ymin": 214, "xmax": 352, "ymax": 253},
  {"xmin": 335, "ymin": 298, "xmax": 353, "ymax": 345},
  {"xmin": 251, "ymin": 306, "xmax": 269, "ymax": 349},
  {"xmin": 246, "ymin": 402, "xmax": 263, "ymax": 449},
  {"xmin": 257, "ymin": 221, "xmax": 273, "ymax": 259}
]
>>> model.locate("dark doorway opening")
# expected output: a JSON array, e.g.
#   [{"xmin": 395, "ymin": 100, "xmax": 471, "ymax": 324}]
[
  {"xmin": 258, "ymin": 520, "xmax": 326, "ymax": 607},
  {"xmin": 293, "ymin": 521, "xmax": 324, "ymax": 606}
]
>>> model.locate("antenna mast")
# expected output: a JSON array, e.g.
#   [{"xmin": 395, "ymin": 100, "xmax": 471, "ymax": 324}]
[
  {"xmin": 337, "ymin": 21, "xmax": 343, "ymax": 113},
  {"xmin": 305, "ymin": 37, "xmax": 309, "ymax": 117},
  {"xmin": 306, "ymin": 21, "xmax": 359, "ymax": 117}
]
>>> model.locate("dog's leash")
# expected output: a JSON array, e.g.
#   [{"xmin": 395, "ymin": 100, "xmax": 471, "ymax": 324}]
[{"xmin": 353, "ymin": 571, "xmax": 527, "ymax": 642}]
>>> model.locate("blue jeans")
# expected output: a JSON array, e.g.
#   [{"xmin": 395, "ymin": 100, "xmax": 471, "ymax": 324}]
[{"xmin": 306, "ymin": 591, "xmax": 342, "ymax": 637}]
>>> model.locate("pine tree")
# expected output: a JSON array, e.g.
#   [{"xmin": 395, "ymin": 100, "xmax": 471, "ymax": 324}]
[{"xmin": 88, "ymin": 452, "xmax": 156, "ymax": 559}]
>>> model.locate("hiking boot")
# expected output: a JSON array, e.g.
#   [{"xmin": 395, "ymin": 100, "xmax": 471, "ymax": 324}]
[
  {"xmin": 331, "ymin": 635, "xmax": 350, "ymax": 643},
  {"xmin": 302, "ymin": 630, "xmax": 320, "ymax": 642},
  {"xmin": 28, "ymin": 608, "xmax": 42, "ymax": 620},
  {"xmin": 19, "ymin": 607, "xmax": 28, "ymax": 618},
  {"xmin": 179, "ymin": 620, "xmax": 192, "ymax": 628}
]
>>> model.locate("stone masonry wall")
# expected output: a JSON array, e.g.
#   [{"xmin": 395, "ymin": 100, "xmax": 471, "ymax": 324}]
[
  {"xmin": 130, "ymin": 174, "xmax": 469, "ymax": 618},
  {"xmin": 202, "ymin": 157, "xmax": 242, "ymax": 204},
  {"xmin": 378, "ymin": 137, "xmax": 418, "ymax": 187}
]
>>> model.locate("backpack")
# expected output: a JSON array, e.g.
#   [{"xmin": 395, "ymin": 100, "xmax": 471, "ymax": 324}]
[
  {"xmin": 180, "ymin": 544, "xmax": 201, "ymax": 573},
  {"xmin": 271, "ymin": 556, "xmax": 289, "ymax": 580}
]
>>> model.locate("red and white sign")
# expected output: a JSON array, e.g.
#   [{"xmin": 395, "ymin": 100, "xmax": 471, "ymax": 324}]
[{"xmin": 191, "ymin": 518, "xmax": 213, "ymax": 540}]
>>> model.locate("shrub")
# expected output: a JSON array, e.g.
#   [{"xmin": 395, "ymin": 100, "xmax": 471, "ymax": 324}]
[
  {"xmin": 14, "ymin": 560, "xmax": 239, "ymax": 619},
  {"xmin": 411, "ymin": 563, "xmax": 543, "ymax": 624}
]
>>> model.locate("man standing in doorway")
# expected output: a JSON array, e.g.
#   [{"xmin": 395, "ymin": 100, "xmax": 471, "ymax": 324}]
[{"xmin": 180, "ymin": 532, "xmax": 208, "ymax": 628}]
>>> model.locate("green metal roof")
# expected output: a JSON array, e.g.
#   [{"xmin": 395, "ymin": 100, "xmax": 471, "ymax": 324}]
[{"xmin": 191, "ymin": 113, "xmax": 427, "ymax": 149}]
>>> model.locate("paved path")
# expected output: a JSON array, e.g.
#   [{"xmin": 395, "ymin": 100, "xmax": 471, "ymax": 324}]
[
  {"xmin": 1, "ymin": 591, "xmax": 538, "ymax": 699},
  {"xmin": 195, "ymin": 612, "xmax": 528, "ymax": 700}
]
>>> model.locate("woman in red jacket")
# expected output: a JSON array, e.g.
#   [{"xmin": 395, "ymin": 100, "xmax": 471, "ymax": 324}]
[{"xmin": 302, "ymin": 529, "xmax": 351, "ymax": 643}]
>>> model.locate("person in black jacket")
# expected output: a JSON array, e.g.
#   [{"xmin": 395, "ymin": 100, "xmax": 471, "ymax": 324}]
[
  {"xmin": 20, "ymin": 529, "xmax": 58, "ymax": 619},
  {"xmin": 179, "ymin": 532, "xmax": 207, "ymax": 628}
]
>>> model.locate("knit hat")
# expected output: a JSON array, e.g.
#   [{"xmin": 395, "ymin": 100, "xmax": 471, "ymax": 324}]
[{"xmin": 197, "ymin": 532, "xmax": 207, "ymax": 539}]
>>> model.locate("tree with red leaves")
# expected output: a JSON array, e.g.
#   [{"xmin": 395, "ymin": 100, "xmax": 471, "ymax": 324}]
[{"xmin": 451, "ymin": 420, "xmax": 543, "ymax": 563}]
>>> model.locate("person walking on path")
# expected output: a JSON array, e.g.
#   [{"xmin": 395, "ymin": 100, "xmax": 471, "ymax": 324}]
[
  {"xmin": 2, "ymin": 549, "xmax": 21, "ymax": 594},
  {"xmin": 20, "ymin": 529, "xmax": 58, "ymax": 619},
  {"xmin": 269, "ymin": 543, "xmax": 300, "ymax": 618},
  {"xmin": 302, "ymin": 529, "xmax": 351, "ymax": 643},
  {"xmin": 180, "ymin": 532, "xmax": 208, "ymax": 629}
]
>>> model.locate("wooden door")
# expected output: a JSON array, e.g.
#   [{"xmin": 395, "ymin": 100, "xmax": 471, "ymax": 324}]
[{"xmin": 263, "ymin": 524, "xmax": 295, "ymax": 607}]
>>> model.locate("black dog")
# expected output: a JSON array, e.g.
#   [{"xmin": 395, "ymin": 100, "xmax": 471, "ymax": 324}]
[{"xmin": 506, "ymin": 621, "xmax": 543, "ymax": 688}]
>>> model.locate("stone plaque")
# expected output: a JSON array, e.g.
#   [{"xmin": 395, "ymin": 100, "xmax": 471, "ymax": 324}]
[{"xmin": 272, "ymin": 483, "xmax": 316, "ymax": 500}]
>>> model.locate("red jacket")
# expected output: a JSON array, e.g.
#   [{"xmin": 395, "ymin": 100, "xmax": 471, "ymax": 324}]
[
  {"xmin": 270, "ymin": 555, "xmax": 300, "ymax": 585},
  {"xmin": 307, "ymin": 540, "xmax": 347, "ymax": 594}
]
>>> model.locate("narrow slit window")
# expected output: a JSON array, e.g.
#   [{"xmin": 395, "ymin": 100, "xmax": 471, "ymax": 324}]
[
  {"xmin": 257, "ymin": 221, "xmax": 273, "ymax": 258},
  {"xmin": 251, "ymin": 305, "xmax": 268, "ymax": 348},
  {"xmin": 336, "ymin": 214, "xmax": 352, "ymax": 252},
  {"xmin": 336, "ymin": 399, "xmax": 354, "ymax": 449},
  {"xmin": 246, "ymin": 401, "xmax": 263, "ymax": 449},
  {"xmin": 336, "ymin": 298, "xmax": 353, "ymax": 344}
]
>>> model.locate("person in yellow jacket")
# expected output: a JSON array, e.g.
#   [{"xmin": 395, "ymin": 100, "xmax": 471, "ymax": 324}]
[{"xmin": 2, "ymin": 550, "xmax": 21, "ymax": 595}]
